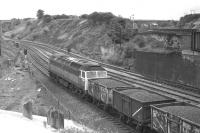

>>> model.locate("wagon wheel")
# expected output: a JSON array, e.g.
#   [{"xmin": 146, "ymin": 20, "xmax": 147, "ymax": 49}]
[
  {"xmin": 126, "ymin": 117, "xmax": 131, "ymax": 124},
  {"xmin": 69, "ymin": 84, "xmax": 74, "ymax": 91},
  {"xmin": 141, "ymin": 125, "xmax": 149, "ymax": 133},
  {"xmin": 73, "ymin": 87, "xmax": 78, "ymax": 94},
  {"xmin": 64, "ymin": 81, "xmax": 69, "ymax": 88},
  {"xmin": 96, "ymin": 101, "xmax": 100, "ymax": 107},
  {"xmin": 119, "ymin": 114, "xmax": 125, "ymax": 121},
  {"xmin": 80, "ymin": 92, "xmax": 85, "ymax": 98},
  {"xmin": 86, "ymin": 96, "xmax": 91, "ymax": 102},
  {"xmin": 92, "ymin": 98, "xmax": 96, "ymax": 104},
  {"xmin": 136, "ymin": 122, "xmax": 143, "ymax": 133},
  {"xmin": 56, "ymin": 77, "xmax": 60, "ymax": 84},
  {"xmin": 103, "ymin": 105, "xmax": 107, "ymax": 111},
  {"xmin": 103, "ymin": 104, "xmax": 109, "ymax": 111}
]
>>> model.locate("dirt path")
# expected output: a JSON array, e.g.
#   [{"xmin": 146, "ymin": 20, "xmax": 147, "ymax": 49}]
[{"xmin": 0, "ymin": 69, "xmax": 60, "ymax": 117}]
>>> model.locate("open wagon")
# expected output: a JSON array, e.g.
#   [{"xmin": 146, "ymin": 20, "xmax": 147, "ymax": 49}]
[
  {"xmin": 88, "ymin": 78, "xmax": 130, "ymax": 110},
  {"xmin": 151, "ymin": 102, "xmax": 200, "ymax": 133},
  {"xmin": 112, "ymin": 87, "xmax": 175, "ymax": 129}
]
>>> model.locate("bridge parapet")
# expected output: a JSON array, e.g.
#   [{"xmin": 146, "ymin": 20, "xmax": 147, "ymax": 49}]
[{"xmin": 139, "ymin": 28, "xmax": 200, "ymax": 51}]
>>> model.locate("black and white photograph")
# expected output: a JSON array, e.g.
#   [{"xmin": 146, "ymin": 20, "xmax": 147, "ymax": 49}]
[{"xmin": 0, "ymin": 0, "xmax": 200, "ymax": 132}]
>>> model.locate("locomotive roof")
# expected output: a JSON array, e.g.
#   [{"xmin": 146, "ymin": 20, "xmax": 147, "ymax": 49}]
[
  {"xmin": 91, "ymin": 78, "xmax": 130, "ymax": 89},
  {"xmin": 161, "ymin": 105, "xmax": 200, "ymax": 125},
  {"xmin": 119, "ymin": 88, "xmax": 174, "ymax": 103},
  {"xmin": 51, "ymin": 54, "xmax": 105, "ymax": 71}
]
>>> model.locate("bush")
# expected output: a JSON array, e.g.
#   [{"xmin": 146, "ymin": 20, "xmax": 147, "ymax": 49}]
[
  {"xmin": 124, "ymin": 46, "xmax": 136, "ymax": 58},
  {"xmin": 80, "ymin": 14, "xmax": 88, "ymax": 19},
  {"xmin": 134, "ymin": 35, "xmax": 146, "ymax": 48},
  {"xmin": 52, "ymin": 14, "xmax": 70, "ymax": 19},
  {"xmin": 31, "ymin": 34, "xmax": 40, "ymax": 40},
  {"xmin": 88, "ymin": 12, "xmax": 115, "ymax": 25},
  {"xmin": 11, "ymin": 33, "xmax": 15, "ymax": 38},
  {"xmin": 26, "ymin": 21, "xmax": 31, "ymax": 26},
  {"xmin": 138, "ymin": 41, "xmax": 145, "ymax": 48},
  {"xmin": 179, "ymin": 13, "xmax": 200, "ymax": 27},
  {"xmin": 11, "ymin": 18, "xmax": 21, "ymax": 26},
  {"xmin": 43, "ymin": 15, "xmax": 52, "ymax": 23}
]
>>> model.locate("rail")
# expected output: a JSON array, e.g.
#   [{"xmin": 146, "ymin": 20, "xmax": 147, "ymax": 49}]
[{"xmin": 6, "ymin": 38, "xmax": 200, "ymax": 105}]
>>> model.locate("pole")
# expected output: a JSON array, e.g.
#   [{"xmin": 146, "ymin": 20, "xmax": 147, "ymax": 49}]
[
  {"xmin": 131, "ymin": 14, "xmax": 134, "ymax": 29},
  {"xmin": 120, "ymin": 27, "xmax": 122, "ymax": 48}
]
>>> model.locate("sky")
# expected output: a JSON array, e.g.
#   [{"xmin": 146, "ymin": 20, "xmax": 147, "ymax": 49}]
[{"xmin": 0, "ymin": 0, "xmax": 200, "ymax": 20}]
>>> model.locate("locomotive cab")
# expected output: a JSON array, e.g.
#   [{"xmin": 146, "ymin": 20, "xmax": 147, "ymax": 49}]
[
  {"xmin": 80, "ymin": 67, "xmax": 107, "ymax": 79},
  {"xmin": 79, "ymin": 63, "xmax": 107, "ymax": 91}
]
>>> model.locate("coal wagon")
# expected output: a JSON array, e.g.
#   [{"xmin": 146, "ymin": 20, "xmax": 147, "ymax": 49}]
[
  {"xmin": 88, "ymin": 78, "xmax": 130, "ymax": 110},
  {"xmin": 151, "ymin": 102, "xmax": 200, "ymax": 133},
  {"xmin": 112, "ymin": 87, "xmax": 175, "ymax": 129}
]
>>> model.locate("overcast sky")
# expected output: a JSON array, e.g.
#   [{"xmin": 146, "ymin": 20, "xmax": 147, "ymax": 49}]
[{"xmin": 0, "ymin": 0, "xmax": 200, "ymax": 20}]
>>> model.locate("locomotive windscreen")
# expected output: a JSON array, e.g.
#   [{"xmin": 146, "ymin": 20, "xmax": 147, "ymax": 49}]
[{"xmin": 86, "ymin": 71, "xmax": 107, "ymax": 79}]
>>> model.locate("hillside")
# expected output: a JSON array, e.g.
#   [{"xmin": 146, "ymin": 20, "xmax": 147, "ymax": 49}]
[
  {"xmin": 4, "ymin": 12, "xmax": 200, "ymax": 88},
  {"xmin": 3, "ymin": 12, "xmax": 175, "ymax": 66},
  {"xmin": 178, "ymin": 13, "xmax": 200, "ymax": 28}
]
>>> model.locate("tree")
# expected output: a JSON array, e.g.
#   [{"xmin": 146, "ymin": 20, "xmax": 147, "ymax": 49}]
[
  {"xmin": 108, "ymin": 17, "xmax": 134, "ymax": 48},
  {"xmin": 37, "ymin": 9, "xmax": 44, "ymax": 20},
  {"xmin": 109, "ymin": 19, "xmax": 123, "ymax": 46},
  {"xmin": 52, "ymin": 14, "xmax": 69, "ymax": 19},
  {"xmin": 88, "ymin": 12, "xmax": 115, "ymax": 25}
]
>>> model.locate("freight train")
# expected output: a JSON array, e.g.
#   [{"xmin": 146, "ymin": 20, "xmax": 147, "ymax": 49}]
[{"xmin": 48, "ymin": 53, "xmax": 200, "ymax": 133}]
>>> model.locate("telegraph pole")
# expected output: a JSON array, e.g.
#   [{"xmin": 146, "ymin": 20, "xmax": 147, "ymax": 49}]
[{"xmin": 130, "ymin": 14, "xmax": 135, "ymax": 29}]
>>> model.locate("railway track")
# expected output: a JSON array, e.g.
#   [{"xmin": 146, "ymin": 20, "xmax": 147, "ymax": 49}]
[
  {"xmin": 21, "ymin": 39, "xmax": 200, "ymax": 94},
  {"xmin": 23, "ymin": 42, "xmax": 200, "ymax": 105},
  {"xmin": 110, "ymin": 72, "xmax": 200, "ymax": 104},
  {"xmin": 8, "ymin": 38, "xmax": 200, "ymax": 105},
  {"xmin": 26, "ymin": 42, "xmax": 138, "ymax": 133}
]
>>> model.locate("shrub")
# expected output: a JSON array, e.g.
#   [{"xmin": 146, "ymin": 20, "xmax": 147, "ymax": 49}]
[
  {"xmin": 80, "ymin": 14, "xmax": 88, "ymax": 19},
  {"xmin": 179, "ymin": 13, "xmax": 200, "ymax": 27},
  {"xmin": 138, "ymin": 41, "xmax": 145, "ymax": 48},
  {"xmin": 11, "ymin": 18, "xmax": 21, "ymax": 26},
  {"xmin": 11, "ymin": 33, "xmax": 15, "ymax": 38},
  {"xmin": 88, "ymin": 12, "xmax": 115, "ymax": 25},
  {"xmin": 31, "ymin": 34, "xmax": 39, "ymax": 40},
  {"xmin": 134, "ymin": 35, "xmax": 146, "ymax": 48},
  {"xmin": 52, "ymin": 14, "xmax": 70, "ymax": 19},
  {"xmin": 43, "ymin": 15, "xmax": 52, "ymax": 23},
  {"xmin": 124, "ymin": 46, "xmax": 136, "ymax": 58}
]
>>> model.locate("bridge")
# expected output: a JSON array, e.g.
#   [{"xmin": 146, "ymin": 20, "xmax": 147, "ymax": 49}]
[{"xmin": 139, "ymin": 28, "xmax": 200, "ymax": 51}]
